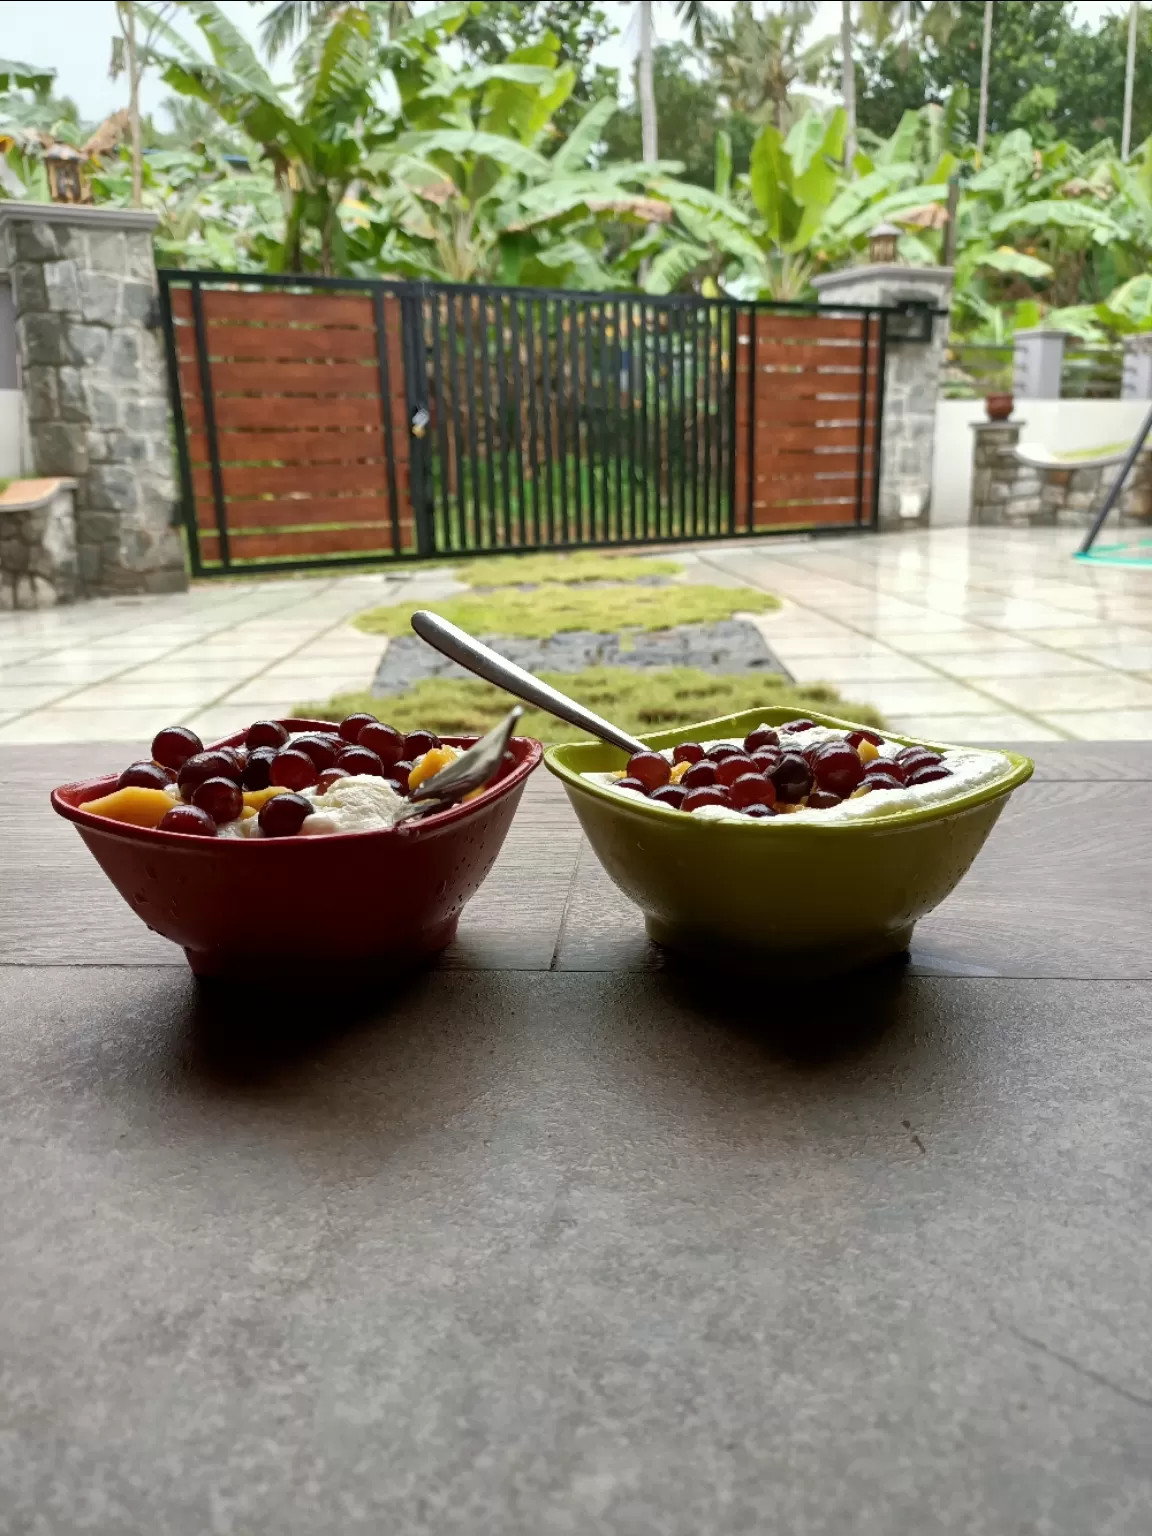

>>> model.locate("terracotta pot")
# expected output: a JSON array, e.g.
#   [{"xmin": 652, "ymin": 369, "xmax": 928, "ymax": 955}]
[{"xmin": 985, "ymin": 392, "xmax": 1014, "ymax": 422}]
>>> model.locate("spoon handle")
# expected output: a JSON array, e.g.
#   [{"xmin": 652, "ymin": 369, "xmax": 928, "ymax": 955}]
[{"xmin": 410, "ymin": 610, "xmax": 647, "ymax": 756}]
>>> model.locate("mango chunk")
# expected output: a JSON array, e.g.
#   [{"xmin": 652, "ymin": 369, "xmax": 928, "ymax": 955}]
[
  {"xmin": 858, "ymin": 739, "xmax": 880, "ymax": 764},
  {"xmin": 670, "ymin": 760, "xmax": 692, "ymax": 784},
  {"xmin": 408, "ymin": 745, "xmax": 459, "ymax": 792},
  {"xmin": 79, "ymin": 786, "xmax": 175, "ymax": 828},
  {"xmin": 242, "ymin": 785, "xmax": 289, "ymax": 810}
]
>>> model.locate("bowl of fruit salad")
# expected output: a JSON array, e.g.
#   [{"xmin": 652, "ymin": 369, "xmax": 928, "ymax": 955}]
[
  {"xmin": 51, "ymin": 714, "xmax": 541, "ymax": 980},
  {"xmin": 545, "ymin": 707, "xmax": 1032, "ymax": 972}
]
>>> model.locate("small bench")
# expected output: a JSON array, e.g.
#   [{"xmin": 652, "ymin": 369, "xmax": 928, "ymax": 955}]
[{"xmin": 0, "ymin": 476, "xmax": 78, "ymax": 609}]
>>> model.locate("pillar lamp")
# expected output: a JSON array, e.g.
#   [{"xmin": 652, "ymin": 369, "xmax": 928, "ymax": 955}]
[
  {"xmin": 867, "ymin": 221, "xmax": 901, "ymax": 265},
  {"xmin": 44, "ymin": 143, "xmax": 86, "ymax": 205}
]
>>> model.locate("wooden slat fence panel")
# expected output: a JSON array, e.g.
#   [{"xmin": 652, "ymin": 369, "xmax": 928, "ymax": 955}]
[{"xmin": 168, "ymin": 282, "xmax": 411, "ymax": 567}]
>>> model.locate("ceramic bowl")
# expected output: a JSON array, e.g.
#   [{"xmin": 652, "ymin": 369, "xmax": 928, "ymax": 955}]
[
  {"xmin": 52, "ymin": 720, "xmax": 542, "ymax": 981},
  {"xmin": 545, "ymin": 707, "xmax": 1033, "ymax": 972}
]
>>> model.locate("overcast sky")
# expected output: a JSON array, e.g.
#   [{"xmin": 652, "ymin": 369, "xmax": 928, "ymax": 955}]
[{"xmin": 0, "ymin": 0, "xmax": 1135, "ymax": 127}]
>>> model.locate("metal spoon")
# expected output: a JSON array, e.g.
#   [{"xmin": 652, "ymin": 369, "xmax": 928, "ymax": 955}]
[
  {"xmin": 393, "ymin": 704, "xmax": 524, "ymax": 823},
  {"xmin": 410, "ymin": 610, "xmax": 647, "ymax": 756}
]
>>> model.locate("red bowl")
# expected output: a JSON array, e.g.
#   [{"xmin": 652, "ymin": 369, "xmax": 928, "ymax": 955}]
[{"xmin": 51, "ymin": 720, "xmax": 542, "ymax": 981}]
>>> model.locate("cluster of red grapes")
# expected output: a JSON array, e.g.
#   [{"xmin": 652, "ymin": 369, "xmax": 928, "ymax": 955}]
[
  {"xmin": 120, "ymin": 716, "xmax": 440, "ymax": 838},
  {"xmin": 614, "ymin": 720, "xmax": 951, "ymax": 818}
]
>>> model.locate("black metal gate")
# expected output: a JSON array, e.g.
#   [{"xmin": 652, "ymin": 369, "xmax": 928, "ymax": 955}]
[{"xmin": 160, "ymin": 270, "xmax": 893, "ymax": 575}]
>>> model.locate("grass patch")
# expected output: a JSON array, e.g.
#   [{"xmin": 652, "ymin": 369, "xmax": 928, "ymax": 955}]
[
  {"xmin": 354, "ymin": 583, "xmax": 778, "ymax": 641},
  {"xmin": 297, "ymin": 667, "xmax": 883, "ymax": 745},
  {"xmin": 452, "ymin": 551, "xmax": 685, "ymax": 587}
]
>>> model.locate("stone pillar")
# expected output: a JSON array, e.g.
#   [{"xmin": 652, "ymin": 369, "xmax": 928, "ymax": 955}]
[
  {"xmin": 1121, "ymin": 334, "xmax": 1152, "ymax": 400},
  {"xmin": 0, "ymin": 203, "xmax": 186, "ymax": 595},
  {"xmin": 1012, "ymin": 329, "xmax": 1067, "ymax": 400},
  {"xmin": 970, "ymin": 420, "xmax": 1048, "ymax": 526},
  {"xmin": 811, "ymin": 262, "xmax": 954, "ymax": 530}
]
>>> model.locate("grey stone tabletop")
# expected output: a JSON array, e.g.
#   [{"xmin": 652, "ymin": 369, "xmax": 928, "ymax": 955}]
[{"xmin": 2, "ymin": 742, "xmax": 1151, "ymax": 1536}]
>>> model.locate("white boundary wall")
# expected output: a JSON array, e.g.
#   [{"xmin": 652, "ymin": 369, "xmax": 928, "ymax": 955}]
[
  {"xmin": 932, "ymin": 398, "xmax": 1152, "ymax": 526},
  {"xmin": 0, "ymin": 390, "xmax": 25, "ymax": 478}
]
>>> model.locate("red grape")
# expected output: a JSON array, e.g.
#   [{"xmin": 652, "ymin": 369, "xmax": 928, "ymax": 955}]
[
  {"xmin": 258, "ymin": 792, "xmax": 314, "ymax": 838},
  {"xmin": 118, "ymin": 761, "xmax": 171, "ymax": 791},
  {"xmin": 336, "ymin": 746, "xmax": 384, "ymax": 777},
  {"xmin": 907, "ymin": 764, "xmax": 951, "ymax": 785},
  {"xmin": 750, "ymin": 747, "xmax": 781, "ymax": 775},
  {"xmin": 812, "ymin": 744, "xmax": 864, "ymax": 798},
  {"xmin": 627, "ymin": 751, "xmax": 671, "ymax": 790},
  {"xmin": 243, "ymin": 748, "xmax": 278, "ymax": 790},
  {"xmin": 672, "ymin": 741, "xmax": 704, "ymax": 765},
  {"xmin": 151, "ymin": 725, "xmax": 202, "ymax": 771},
  {"xmin": 742, "ymin": 803, "xmax": 777, "ymax": 819},
  {"xmin": 681, "ymin": 760, "xmax": 717, "ymax": 789},
  {"xmin": 896, "ymin": 746, "xmax": 942, "ymax": 769},
  {"xmin": 728, "ymin": 773, "xmax": 776, "ymax": 809},
  {"xmin": 217, "ymin": 746, "xmax": 247, "ymax": 776},
  {"xmin": 158, "ymin": 804, "xmax": 217, "ymax": 837},
  {"xmin": 807, "ymin": 789, "xmax": 844, "ymax": 810},
  {"xmin": 867, "ymin": 757, "xmax": 906, "ymax": 783},
  {"xmin": 403, "ymin": 729, "xmax": 440, "ymax": 759},
  {"xmin": 650, "ymin": 784, "xmax": 686, "ymax": 809},
  {"xmin": 847, "ymin": 728, "xmax": 884, "ymax": 748},
  {"xmin": 706, "ymin": 743, "xmax": 743, "ymax": 762},
  {"xmin": 270, "ymin": 748, "xmax": 319, "ymax": 791},
  {"xmin": 744, "ymin": 724, "xmax": 780, "ymax": 753},
  {"xmin": 779, "ymin": 718, "xmax": 817, "ymax": 734},
  {"xmin": 389, "ymin": 759, "xmax": 413, "ymax": 794},
  {"xmin": 359, "ymin": 722, "xmax": 404, "ymax": 768},
  {"xmin": 339, "ymin": 712, "xmax": 378, "ymax": 744},
  {"xmin": 615, "ymin": 776, "xmax": 649, "ymax": 796},
  {"xmin": 865, "ymin": 772, "xmax": 904, "ymax": 792},
  {"xmin": 317, "ymin": 767, "xmax": 349, "ymax": 793},
  {"xmin": 714, "ymin": 754, "xmax": 755, "ymax": 787},
  {"xmin": 191, "ymin": 776, "xmax": 243, "ymax": 823},
  {"xmin": 682, "ymin": 786, "xmax": 729, "ymax": 813},
  {"xmin": 178, "ymin": 750, "xmax": 240, "ymax": 799},
  {"xmin": 290, "ymin": 734, "xmax": 338, "ymax": 770},
  {"xmin": 246, "ymin": 719, "xmax": 289, "ymax": 751},
  {"xmin": 770, "ymin": 752, "xmax": 813, "ymax": 802}
]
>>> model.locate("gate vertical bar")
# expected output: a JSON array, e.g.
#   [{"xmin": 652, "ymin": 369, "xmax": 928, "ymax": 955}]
[
  {"xmin": 479, "ymin": 294, "xmax": 500, "ymax": 546},
  {"xmin": 700, "ymin": 300, "xmax": 712, "ymax": 539},
  {"xmin": 541, "ymin": 298, "xmax": 557, "ymax": 546},
  {"xmin": 426, "ymin": 290, "xmax": 452, "ymax": 552},
  {"xmin": 522, "ymin": 297, "xmax": 541, "ymax": 546},
  {"xmin": 461, "ymin": 293, "xmax": 484, "ymax": 548},
  {"xmin": 744, "ymin": 305, "xmax": 756, "ymax": 534},
  {"xmin": 445, "ymin": 294, "xmax": 469, "ymax": 550},
  {"xmin": 399, "ymin": 288, "xmax": 433, "ymax": 557},
  {"xmin": 613, "ymin": 297, "xmax": 625, "ymax": 543},
  {"xmin": 190, "ymin": 277, "xmax": 230, "ymax": 568},
  {"xmin": 555, "ymin": 299, "xmax": 572, "ymax": 544},
  {"xmin": 689, "ymin": 301, "xmax": 701, "ymax": 538},
  {"xmin": 372, "ymin": 287, "xmax": 403, "ymax": 557},
  {"xmin": 853, "ymin": 311, "xmax": 871, "ymax": 528},
  {"xmin": 582, "ymin": 299, "xmax": 598, "ymax": 541},
  {"xmin": 868, "ymin": 309, "xmax": 888, "ymax": 531},
  {"xmin": 157, "ymin": 274, "xmax": 203, "ymax": 577},
  {"xmin": 678, "ymin": 304, "xmax": 689, "ymax": 537},
  {"xmin": 508, "ymin": 295, "xmax": 528, "ymax": 547}
]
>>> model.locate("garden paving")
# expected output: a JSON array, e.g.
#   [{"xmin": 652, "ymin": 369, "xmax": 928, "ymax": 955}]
[
  {"xmin": 370, "ymin": 620, "xmax": 791, "ymax": 693},
  {"xmin": 0, "ymin": 527, "xmax": 1149, "ymax": 742}
]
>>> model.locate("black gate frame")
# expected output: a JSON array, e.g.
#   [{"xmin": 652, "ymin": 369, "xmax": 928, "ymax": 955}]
[{"xmin": 159, "ymin": 269, "xmax": 913, "ymax": 577}]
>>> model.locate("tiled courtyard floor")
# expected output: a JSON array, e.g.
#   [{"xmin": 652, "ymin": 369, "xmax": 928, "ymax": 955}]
[{"xmin": 1, "ymin": 526, "xmax": 1150, "ymax": 744}]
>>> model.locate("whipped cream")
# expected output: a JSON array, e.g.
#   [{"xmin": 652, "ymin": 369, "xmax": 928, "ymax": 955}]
[
  {"xmin": 584, "ymin": 724, "xmax": 1012, "ymax": 826},
  {"xmin": 299, "ymin": 774, "xmax": 407, "ymax": 835}
]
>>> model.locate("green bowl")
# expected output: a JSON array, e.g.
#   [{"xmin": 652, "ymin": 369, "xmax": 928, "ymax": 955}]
[{"xmin": 545, "ymin": 707, "xmax": 1033, "ymax": 973}]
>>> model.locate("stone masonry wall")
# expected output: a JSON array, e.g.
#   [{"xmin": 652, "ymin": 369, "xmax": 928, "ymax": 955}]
[
  {"xmin": 812, "ymin": 263, "xmax": 955, "ymax": 530},
  {"xmin": 970, "ymin": 419, "xmax": 1152, "ymax": 527},
  {"xmin": 0, "ymin": 206, "xmax": 186, "ymax": 595},
  {"xmin": 0, "ymin": 482, "xmax": 78, "ymax": 609}
]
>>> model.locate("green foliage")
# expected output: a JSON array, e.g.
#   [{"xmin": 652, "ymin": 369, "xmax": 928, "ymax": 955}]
[
  {"xmin": 452, "ymin": 552, "xmax": 685, "ymax": 586},
  {"xmin": 354, "ymin": 583, "xmax": 778, "ymax": 641},
  {"xmin": 301, "ymin": 668, "xmax": 883, "ymax": 744},
  {"xmin": 602, "ymin": 43, "xmax": 758, "ymax": 192}
]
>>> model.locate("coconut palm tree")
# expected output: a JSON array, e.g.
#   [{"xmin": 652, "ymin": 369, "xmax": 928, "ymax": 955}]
[
  {"xmin": 705, "ymin": 1, "xmax": 831, "ymax": 131},
  {"xmin": 977, "ymin": 0, "xmax": 993, "ymax": 157},
  {"xmin": 259, "ymin": 0, "xmax": 412, "ymax": 60},
  {"xmin": 635, "ymin": 0, "xmax": 711, "ymax": 162},
  {"xmin": 1122, "ymin": 0, "xmax": 1140, "ymax": 161}
]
